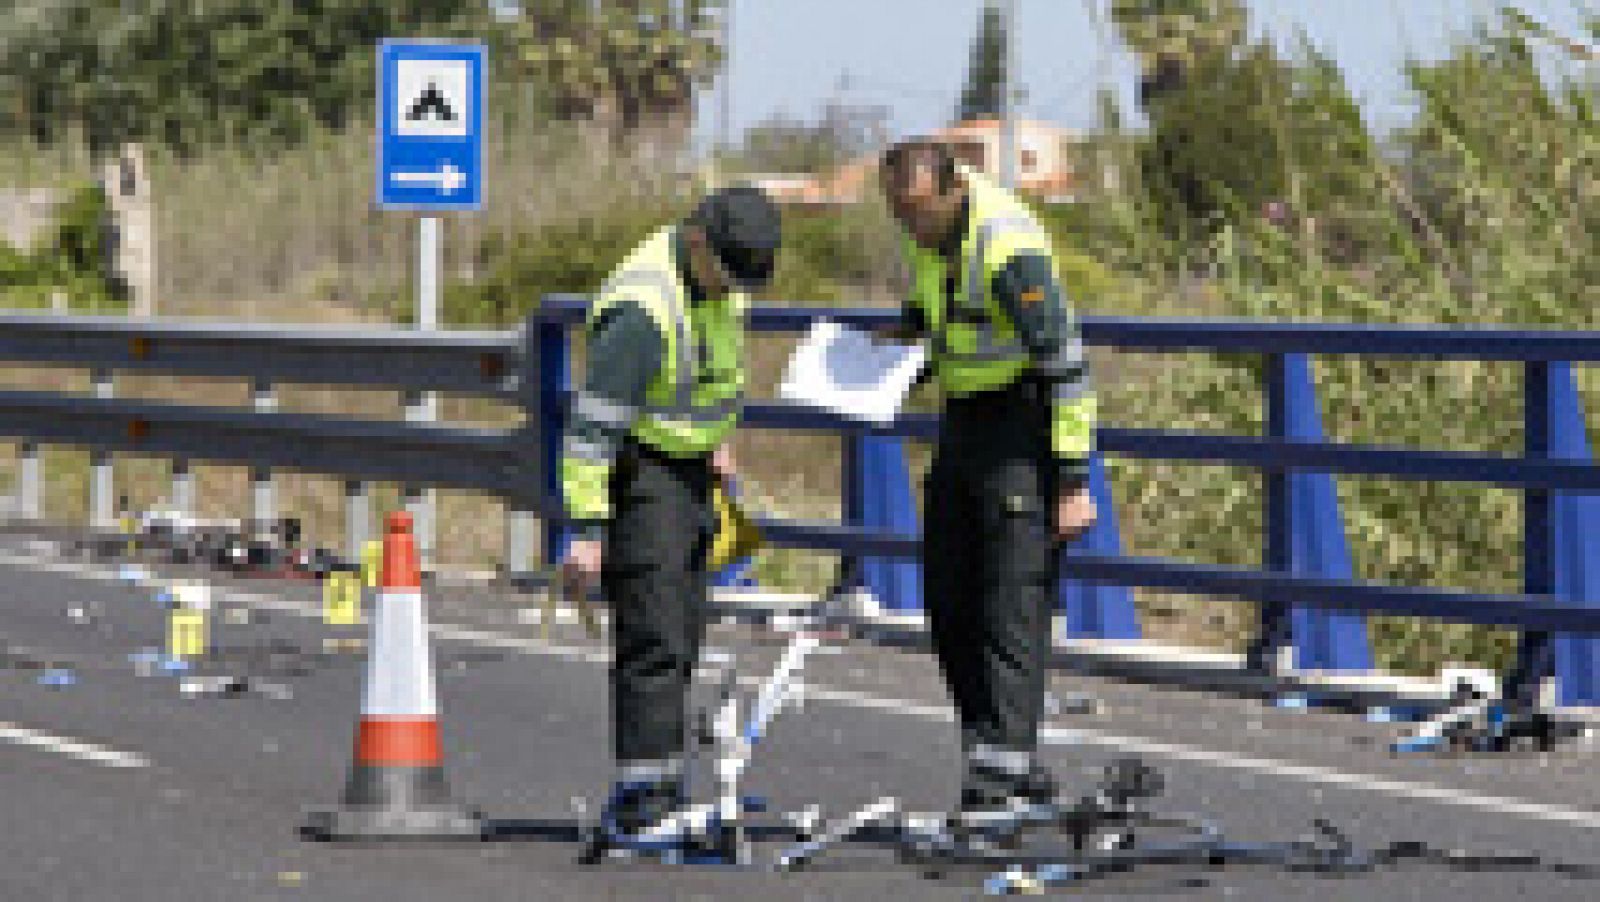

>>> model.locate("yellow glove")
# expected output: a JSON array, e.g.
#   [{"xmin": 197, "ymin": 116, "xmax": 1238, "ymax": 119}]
[{"xmin": 708, "ymin": 483, "xmax": 764, "ymax": 573}]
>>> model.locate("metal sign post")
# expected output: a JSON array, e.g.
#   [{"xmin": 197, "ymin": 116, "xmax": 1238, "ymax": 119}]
[{"xmin": 377, "ymin": 39, "xmax": 486, "ymax": 572}]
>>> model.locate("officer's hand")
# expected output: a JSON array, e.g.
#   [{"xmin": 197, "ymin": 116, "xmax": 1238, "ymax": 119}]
[
  {"xmin": 1054, "ymin": 487, "xmax": 1097, "ymax": 544},
  {"xmin": 712, "ymin": 442, "xmax": 737, "ymax": 482},
  {"xmin": 559, "ymin": 539, "xmax": 604, "ymax": 601}
]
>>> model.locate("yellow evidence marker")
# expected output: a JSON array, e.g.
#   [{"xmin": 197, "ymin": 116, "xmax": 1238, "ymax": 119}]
[
  {"xmin": 360, "ymin": 539, "xmax": 383, "ymax": 588},
  {"xmin": 166, "ymin": 581, "xmax": 211, "ymax": 661},
  {"xmin": 322, "ymin": 571, "xmax": 363, "ymax": 627}
]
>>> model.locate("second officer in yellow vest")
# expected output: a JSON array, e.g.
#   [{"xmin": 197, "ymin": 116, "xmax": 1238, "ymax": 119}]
[
  {"xmin": 876, "ymin": 140, "xmax": 1098, "ymax": 831},
  {"xmin": 558, "ymin": 184, "xmax": 781, "ymax": 841}
]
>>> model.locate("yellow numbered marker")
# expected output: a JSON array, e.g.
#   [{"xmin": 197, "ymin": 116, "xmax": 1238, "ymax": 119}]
[
  {"xmin": 360, "ymin": 540, "xmax": 383, "ymax": 588},
  {"xmin": 168, "ymin": 608, "xmax": 208, "ymax": 660},
  {"xmin": 322, "ymin": 571, "xmax": 363, "ymax": 627},
  {"xmin": 118, "ymin": 514, "xmax": 138, "ymax": 553}
]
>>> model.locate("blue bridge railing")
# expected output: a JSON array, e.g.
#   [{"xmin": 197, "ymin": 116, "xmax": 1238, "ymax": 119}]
[{"xmin": 535, "ymin": 296, "xmax": 1600, "ymax": 709}]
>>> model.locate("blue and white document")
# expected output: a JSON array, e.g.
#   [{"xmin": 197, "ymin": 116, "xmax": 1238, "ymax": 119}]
[{"xmin": 779, "ymin": 320, "xmax": 927, "ymax": 426}]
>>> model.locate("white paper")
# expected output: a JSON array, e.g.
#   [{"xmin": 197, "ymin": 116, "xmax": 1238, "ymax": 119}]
[{"xmin": 779, "ymin": 320, "xmax": 927, "ymax": 425}]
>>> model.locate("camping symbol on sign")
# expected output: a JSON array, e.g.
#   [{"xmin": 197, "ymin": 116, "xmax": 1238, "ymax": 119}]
[{"xmin": 395, "ymin": 59, "xmax": 469, "ymax": 138}]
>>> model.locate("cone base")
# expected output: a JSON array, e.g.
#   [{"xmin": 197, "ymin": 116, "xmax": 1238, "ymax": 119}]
[{"xmin": 301, "ymin": 803, "xmax": 485, "ymax": 842}]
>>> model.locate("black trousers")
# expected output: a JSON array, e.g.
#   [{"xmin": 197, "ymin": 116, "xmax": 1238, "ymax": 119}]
[
  {"xmin": 603, "ymin": 437, "xmax": 716, "ymax": 765},
  {"xmin": 924, "ymin": 376, "xmax": 1061, "ymax": 755}
]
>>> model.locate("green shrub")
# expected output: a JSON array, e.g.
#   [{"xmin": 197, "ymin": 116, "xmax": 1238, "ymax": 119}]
[{"xmin": 0, "ymin": 179, "xmax": 125, "ymax": 312}]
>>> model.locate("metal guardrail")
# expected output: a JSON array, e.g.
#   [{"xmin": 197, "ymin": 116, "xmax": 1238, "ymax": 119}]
[
  {"xmin": 1, "ymin": 301, "xmax": 1597, "ymax": 710},
  {"xmin": 0, "ymin": 311, "xmax": 541, "ymax": 573}
]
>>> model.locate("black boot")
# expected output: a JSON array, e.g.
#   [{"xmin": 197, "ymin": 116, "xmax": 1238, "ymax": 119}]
[{"xmin": 953, "ymin": 746, "xmax": 1061, "ymax": 843}]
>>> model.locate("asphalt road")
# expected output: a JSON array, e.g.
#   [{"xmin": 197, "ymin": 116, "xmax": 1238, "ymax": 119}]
[{"xmin": 0, "ymin": 535, "xmax": 1595, "ymax": 901}]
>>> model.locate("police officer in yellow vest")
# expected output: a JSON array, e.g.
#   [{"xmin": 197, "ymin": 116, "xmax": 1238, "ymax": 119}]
[
  {"xmin": 558, "ymin": 184, "xmax": 781, "ymax": 842},
  {"xmin": 876, "ymin": 140, "xmax": 1098, "ymax": 830}
]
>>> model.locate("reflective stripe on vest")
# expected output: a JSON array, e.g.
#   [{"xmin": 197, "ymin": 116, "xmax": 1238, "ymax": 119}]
[{"xmin": 571, "ymin": 390, "xmax": 637, "ymax": 429}]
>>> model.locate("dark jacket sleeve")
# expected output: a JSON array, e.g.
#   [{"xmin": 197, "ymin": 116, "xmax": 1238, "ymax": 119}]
[
  {"xmin": 562, "ymin": 300, "xmax": 664, "ymax": 540},
  {"xmin": 992, "ymin": 252, "xmax": 1095, "ymax": 490}
]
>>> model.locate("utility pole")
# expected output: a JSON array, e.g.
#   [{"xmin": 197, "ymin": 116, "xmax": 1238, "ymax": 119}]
[
  {"xmin": 720, "ymin": 0, "xmax": 734, "ymax": 154},
  {"xmin": 999, "ymin": 0, "xmax": 1017, "ymax": 189}
]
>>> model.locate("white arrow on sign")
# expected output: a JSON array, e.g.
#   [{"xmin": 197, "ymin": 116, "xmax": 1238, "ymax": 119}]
[{"xmin": 389, "ymin": 163, "xmax": 465, "ymax": 194}]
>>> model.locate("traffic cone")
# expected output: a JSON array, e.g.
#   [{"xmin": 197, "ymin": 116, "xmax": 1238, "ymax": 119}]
[{"xmin": 302, "ymin": 511, "xmax": 484, "ymax": 841}]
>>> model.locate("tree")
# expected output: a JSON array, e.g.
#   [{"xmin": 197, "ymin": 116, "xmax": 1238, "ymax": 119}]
[
  {"xmin": 1110, "ymin": 0, "xmax": 1247, "ymax": 107},
  {"xmin": 1105, "ymin": 0, "xmax": 1383, "ymax": 242},
  {"xmin": 955, "ymin": 2, "xmax": 1008, "ymax": 124},
  {"xmin": 513, "ymin": 0, "xmax": 725, "ymax": 148},
  {"xmin": 0, "ymin": 1, "xmax": 501, "ymax": 156}
]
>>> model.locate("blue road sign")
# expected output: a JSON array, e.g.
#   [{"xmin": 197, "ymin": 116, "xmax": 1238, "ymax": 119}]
[{"xmin": 377, "ymin": 40, "xmax": 486, "ymax": 211}]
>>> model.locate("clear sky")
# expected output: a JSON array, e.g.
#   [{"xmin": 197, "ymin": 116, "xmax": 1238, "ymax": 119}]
[{"xmin": 691, "ymin": 0, "xmax": 1594, "ymax": 148}]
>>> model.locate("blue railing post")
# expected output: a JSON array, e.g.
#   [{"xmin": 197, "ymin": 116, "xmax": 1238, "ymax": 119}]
[
  {"xmin": 1502, "ymin": 359, "xmax": 1600, "ymax": 710},
  {"xmin": 857, "ymin": 433, "xmax": 922, "ymax": 612},
  {"xmin": 1252, "ymin": 352, "xmax": 1372, "ymax": 672},
  {"xmin": 1543, "ymin": 364, "xmax": 1599, "ymax": 707},
  {"xmin": 1251, "ymin": 352, "xmax": 1297, "ymax": 673},
  {"xmin": 841, "ymin": 426, "xmax": 868, "ymax": 599},
  {"xmin": 539, "ymin": 318, "xmax": 572, "ymax": 569},
  {"xmin": 1283, "ymin": 353, "xmax": 1371, "ymax": 672},
  {"xmin": 1506, "ymin": 361, "xmax": 1559, "ymax": 710},
  {"xmin": 1058, "ymin": 451, "xmax": 1139, "ymax": 639}
]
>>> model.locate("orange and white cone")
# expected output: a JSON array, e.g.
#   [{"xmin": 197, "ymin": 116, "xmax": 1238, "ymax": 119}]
[{"xmin": 302, "ymin": 511, "xmax": 483, "ymax": 841}]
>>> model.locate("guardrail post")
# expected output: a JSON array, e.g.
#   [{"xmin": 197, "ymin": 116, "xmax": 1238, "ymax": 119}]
[
  {"xmin": 1058, "ymin": 451, "xmax": 1139, "ymax": 639},
  {"xmin": 1511, "ymin": 361, "xmax": 1599, "ymax": 709},
  {"xmin": 90, "ymin": 369, "xmax": 114, "ymax": 529},
  {"xmin": 1284, "ymin": 353, "xmax": 1370, "ymax": 672},
  {"xmin": 505, "ymin": 504, "xmax": 535, "ymax": 582},
  {"xmin": 505, "ymin": 317, "xmax": 542, "ymax": 581},
  {"xmin": 251, "ymin": 379, "xmax": 276, "ymax": 530},
  {"xmin": 19, "ymin": 442, "xmax": 41, "ymax": 519},
  {"xmin": 1550, "ymin": 364, "xmax": 1600, "ymax": 707},
  {"xmin": 344, "ymin": 479, "xmax": 369, "ymax": 567},
  {"xmin": 855, "ymin": 432, "xmax": 921, "ymax": 611},
  {"xmin": 170, "ymin": 459, "xmax": 194, "ymax": 518},
  {"xmin": 538, "ymin": 319, "xmax": 571, "ymax": 568},
  {"xmin": 403, "ymin": 388, "xmax": 436, "ymax": 572},
  {"xmin": 1251, "ymin": 353, "xmax": 1296, "ymax": 674}
]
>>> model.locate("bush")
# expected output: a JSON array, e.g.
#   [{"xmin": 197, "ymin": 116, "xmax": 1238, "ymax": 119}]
[{"xmin": 0, "ymin": 179, "xmax": 125, "ymax": 312}]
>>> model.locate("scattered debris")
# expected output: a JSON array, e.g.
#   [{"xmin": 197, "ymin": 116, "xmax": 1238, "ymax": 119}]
[
  {"xmin": 275, "ymin": 871, "xmax": 305, "ymax": 887},
  {"xmin": 128, "ymin": 649, "xmax": 163, "ymax": 677},
  {"xmin": 158, "ymin": 656, "xmax": 192, "ymax": 675},
  {"xmin": 1044, "ymin": 692, "xmax": 1100, "ymax": 717},
  {"xmin": 117, "ymin": 565, "xmax": 151, "ymax": 583},
  {"xmin": 179, "ymin": 674, "xmax": 295, "ymax": 701},
  {"xmin": 37, "ymin": 668, "xmax": 76, "ymax": 687}
]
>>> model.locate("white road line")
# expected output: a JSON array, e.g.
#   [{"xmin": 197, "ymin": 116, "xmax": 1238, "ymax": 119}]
[
  {"xmin": 3, "ymin": 547, "xmax": 1598, "ymax": 831},
  {"xmin": 0, "ymin": 721, "xmax": 149, "ymax": 769}
]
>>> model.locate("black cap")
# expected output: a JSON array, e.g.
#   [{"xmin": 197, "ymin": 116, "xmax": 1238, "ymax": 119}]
[{"xmin": 688, "ymin": 183, "xmax": 781, "ymax": 289}]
